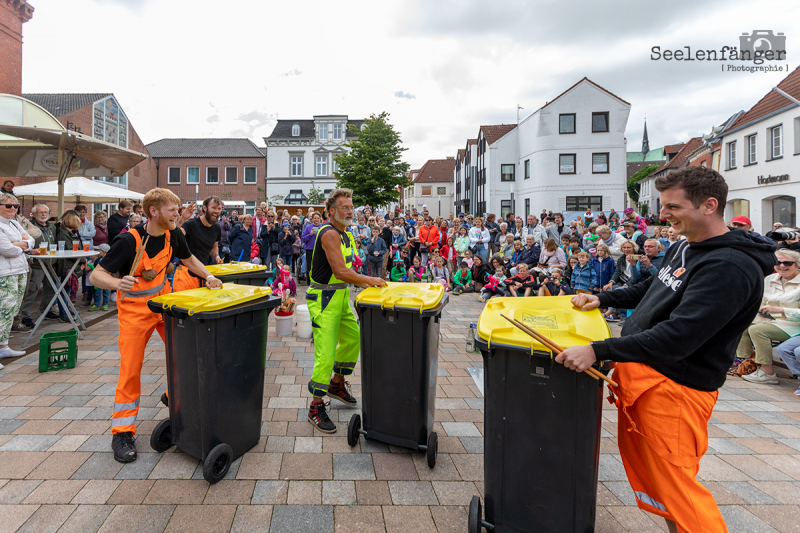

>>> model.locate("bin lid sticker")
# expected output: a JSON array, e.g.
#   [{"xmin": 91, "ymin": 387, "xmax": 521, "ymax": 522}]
[{"xmin": 356, "ymin": 281, "xmax": 444, "ymax": 311}]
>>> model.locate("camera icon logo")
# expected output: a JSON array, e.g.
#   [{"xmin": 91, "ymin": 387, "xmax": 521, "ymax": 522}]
[{"xmin": 740, "ymin": 30, "xmax": 786, "ymax": 55}]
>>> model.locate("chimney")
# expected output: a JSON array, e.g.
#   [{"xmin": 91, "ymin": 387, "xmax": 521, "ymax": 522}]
[{"xmin": 0, "ymin": 0, "xmax": 35, "ymax": 96}]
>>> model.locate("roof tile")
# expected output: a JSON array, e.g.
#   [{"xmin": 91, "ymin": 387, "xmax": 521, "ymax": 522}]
[
  {"xmin": 146, "ymin": 138, "xmax": 265, "ymax": 158},
  {"xmin": 414, "ymin": 159, "xmax": 456, "ymax": 183},
  {"xmin": 266, "ymin": 119, "xmax": 365, "ymax": 139},
  {"xmin": 729, "ymin": 64, "xmax": 800, "ymax": 131},
  {"xmin": 655, "ymin": 137, "xmax": 703, "ymax": 173},
  {"xmin": 22, "ymin": 93, "xmax": 113, "ymax": 118},
  {"xmin": 480, "ymin": 125, "xmax": 517, "ymax": 145}
]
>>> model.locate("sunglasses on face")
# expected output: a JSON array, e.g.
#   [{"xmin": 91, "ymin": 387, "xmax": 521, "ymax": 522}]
[
  {"xmin": 777, "ymin": 261, "xmax": 796, "ymax": 267},
  {"xmin": 3, "ymin": 204, "xmax": 19, "ymax": 209}
]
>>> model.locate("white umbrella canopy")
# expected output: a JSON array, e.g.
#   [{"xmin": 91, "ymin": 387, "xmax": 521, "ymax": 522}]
[{"xmin": 13, "ymin": 176, "xmax": 144, "ymax": 204}]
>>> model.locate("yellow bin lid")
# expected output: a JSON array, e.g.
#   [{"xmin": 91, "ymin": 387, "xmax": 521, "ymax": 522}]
[
  {"xmin": 206, "ymin": 262, "xmax": 267, "ymax": 276},
  {"xmin": 477, "ymin": 295, "xmax": 611, "ymax": 352},
  {"xmin": 150, "ymin": 283, "xmax": 272, "ymax": 315},
  {"xmin": 356, "ymin": 281, "xmax": 445, "ymax": 312}
]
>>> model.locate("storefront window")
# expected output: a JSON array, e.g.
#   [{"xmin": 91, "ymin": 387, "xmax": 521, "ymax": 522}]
[{"xmin": 773, "ymin": 196, "xmax": 796, "ymax": 228}]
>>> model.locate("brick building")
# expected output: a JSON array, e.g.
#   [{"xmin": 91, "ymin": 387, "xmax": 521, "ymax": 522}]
[
  {"xmin": 146, "ymin": 138, "xmax": 266, "ymax": 215},
  {"xmin": 0, "ymin": 0, "xmax": 34, "ymax": 96}
]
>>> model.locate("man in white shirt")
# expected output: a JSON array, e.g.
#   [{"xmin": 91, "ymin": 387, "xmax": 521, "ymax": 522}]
[{"xmin": 523, "ymin": 215, "xmax": 547, "ymax": 248}]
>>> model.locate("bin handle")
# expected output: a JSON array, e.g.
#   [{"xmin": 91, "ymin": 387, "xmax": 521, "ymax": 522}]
[
  {"xmin": 381, "ymin": 295, "xmax": 426, "ymax": 314},
  {"xmin": 487, "ymin": 326, "xmax": 516, "ymax": 350}
]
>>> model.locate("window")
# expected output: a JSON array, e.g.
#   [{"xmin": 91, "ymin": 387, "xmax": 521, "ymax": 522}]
[
  {"xmin": 592, "ymin": 153, "xmax": 609, "ymax": 173},
  {"xmin": 773, "ymin": 196, "xmax": 796, "ymax": 228},
  {"xmin": 187, "ymin": 167, "xmax": 199, "ymax": 184},
  {"xmin": 524, "ymin": 159, "xmax": 530, "ymax": 179},
  {"xmin": 524, "ymin": 198, "xmax": 530, "ymax": 218},
  {"xmin": 727, "ymin": 141, "xmax": 737, "ymax": 169},
  {"xmin": 770, "ymin": 125, "xmax": 783, "ymax": 159},
  {"xmin": 225, "ymin": 167, "xmax": 238, "ymax": 184},
  {"xmin": 291, "ymin": 156, "xmax": 303, "ymax": 176},
  {"xmin": 167, "ymin": 167, "xmax": 180, "ymax": 184},
  {"xmin": 319, "ymin": 124, "xmax": 328, "ymax": 141},
  {"xmin": 244, "ymin": 201, "xmax": 256, "ymax": 216},
  {"xmin": 118, "ymin": 173, "xmax": 127, "ymax": 186},
  {"xmin": 206, "ymin": 167, "xmax": 219, "ymax": 184},
  {"xmin": 332, "ymin": 156, "xmax": 339, "ymax": 175},
  {"xmin": 501, "ymin": 200, "xmax": 512, "ymax": 218},
  {"xmin": 566, "ymin": 196, "xmax": 603, "ymax": 211},
  {"xmin": 244, "ymin": 166, "xmax": 256, "ymax": 184},
  {"xmin": 422, "ymin": 186, "xmax": 431, "ymax": 196},
  {"xmin": 795, "ymin": 117, "xmax": 800, "ymax": 155},
  {"xmin": 592, "ymin": 112, "xmax": 609, "ymax": 133},
  {"xmin": 333, "ymin": 123, "xmax": 343, "ymax": 141},
  {"xmin": 284, "ymin": 190, "xmax": 307, "ymax": 205},
  {"xmin": 747, "ymin": 134, "xmax": 757, "ymax": 164},
  {"xmin": 437, "ymin": 187, "xmax": 446, "ymax": 195},
  {"xmin": 559, "ymin": 154, "xmax": 576, "ymax": 174},
  {"xmin": 501, "ymin": 164, "xmax": 515, "ymax": 181},
  {"xmin": 291, "ymin": 124, "xmax": 300, "ymax": 136},
  {"xmin": 559, "ymin": 114, "xmax": 576, "ymax": 134},
  {"xmin": 316, "ymin": 156, "xmax": 328, "ymax": 176}
]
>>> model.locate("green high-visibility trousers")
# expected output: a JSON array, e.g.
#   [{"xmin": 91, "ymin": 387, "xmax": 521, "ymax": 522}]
[{"xmin": 306, "ymin": 287, "xmax": 360, "ymax": 397}]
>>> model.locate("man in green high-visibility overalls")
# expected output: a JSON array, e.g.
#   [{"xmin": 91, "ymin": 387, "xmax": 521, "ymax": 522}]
[{"xmin": 306, "ymin": 189, "xmax": 386, "ymax": 432}]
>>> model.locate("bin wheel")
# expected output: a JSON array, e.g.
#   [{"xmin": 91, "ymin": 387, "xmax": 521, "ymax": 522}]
[
  {"xmin": 150, "ymin": 418, "xmax": 173, "ymax": 452},
  {"xmin": 426, "ymin": 431, "xmax": 438, "ymax": 468},
  {"xmin": 347, "ymin": 414, "xmax": 361, "ymax": 447},
  {"xmin": 468, "ymin": 495, "xmax": 482, "ymax": 533},
  {"xmin": 203, "ymin": 443, "xmax": 233, "ymax": 484}
]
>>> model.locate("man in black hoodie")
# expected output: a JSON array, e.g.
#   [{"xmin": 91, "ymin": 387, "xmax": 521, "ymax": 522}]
[{"xmin": 557, "ymin": 166, "xmax": 775, "ymax": 533}]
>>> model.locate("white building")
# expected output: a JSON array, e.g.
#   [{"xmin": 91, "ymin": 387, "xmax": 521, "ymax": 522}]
[
  {"xmin": 263, "ymin": 115, "xmax": 364, "ymax": 205},
  {"xmin": 454, "ymin": 139, "xmax": 477, "ymax": 214},
  {"xmin": 453, "ymin": 78, "xmax": 631, "ymax": 218},
  {"xmin": 719, "ymin": 65, "xmax": 800, "ymax": 232},
  {"xmin": 403, "ymin": 158, "xmax": 456, "ymax": 217}
]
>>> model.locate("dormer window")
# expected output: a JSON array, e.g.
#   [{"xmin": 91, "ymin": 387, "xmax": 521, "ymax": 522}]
[
  {"xmin": 319, "ymin": 124, "xmax": 328, "ymax": 141},
  {"xmin": 333, "ymin": 123, "xmax": 343, "ymax": 141},
  {"xmin": 291, "ymin": 124, "xmax": 300, "ymax": 136}
]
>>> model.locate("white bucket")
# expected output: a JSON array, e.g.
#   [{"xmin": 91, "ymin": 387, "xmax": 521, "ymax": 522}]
[
  {"xmin": 296, "ymin": 304, "xmax": 312, "ymax": 338},
  {"xmin": 275, "ymin": 313, "xmax": 294, "ymax": 336}
]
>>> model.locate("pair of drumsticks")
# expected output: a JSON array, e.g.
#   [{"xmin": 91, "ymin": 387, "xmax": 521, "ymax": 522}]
[
  {"xmin": 118, "ymin": 235, "xmax": 150, "ymax": 302},
  {"xmin": 500, "ymin": 314, "xmax": 618, "ymax": 388}
]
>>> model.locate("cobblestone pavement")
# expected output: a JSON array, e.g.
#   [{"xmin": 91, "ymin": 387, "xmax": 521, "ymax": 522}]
[{"xmin": 1, "ymin": 285, "xmax": 799, "ymax": 532}]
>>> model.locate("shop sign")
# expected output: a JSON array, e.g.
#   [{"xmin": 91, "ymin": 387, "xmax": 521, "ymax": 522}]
[{"xmin": 758, "ymin": 174, "xmax": 789, "ymax": 185}]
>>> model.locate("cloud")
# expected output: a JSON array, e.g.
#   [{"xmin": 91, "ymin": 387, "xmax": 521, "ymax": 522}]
[
  {"xmin": 281, "ymin": 69, "xmax": 302, "ymax": 77},
  {"xmin": 207, "ymin": 114, "xmax": 220, "ymax": 123},
  {"xmin": 90, "ymin": 0, "xmax": 152, "ymax": 11},
  {"xmin": 394, "ymin": 91, "xmax": 416, "ymax": 100}
]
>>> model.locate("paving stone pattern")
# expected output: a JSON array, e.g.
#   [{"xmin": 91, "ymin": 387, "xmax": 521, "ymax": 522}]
[{"xmin": 1, "ymin": 285, "xmax": 799, "ymax": 531}]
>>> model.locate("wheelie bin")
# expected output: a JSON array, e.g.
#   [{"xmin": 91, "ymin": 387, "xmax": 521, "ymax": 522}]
[
  {"xmin": 469, "ymin": 296, "xmax": 612, "ymax": 533},
  {"xmin": 146, "ymin": 283, "xmax": 280, "ymax": 484},
  {"xmin": 206, "ymin": 262, "xmax": 270, "ymax": 287},
  {"xmin": 347, "ymin": 282, "xmax": 448, "ymax": 467}
]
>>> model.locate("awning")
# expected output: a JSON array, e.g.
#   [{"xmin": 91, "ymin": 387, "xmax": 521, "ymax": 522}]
[
  {"xmin": 12, "ymin": 176, "xmax": 144, "ymax": 203},
  {"xmin": 223, "ymin": 200, "xmax": 246, "ymax": 207}
]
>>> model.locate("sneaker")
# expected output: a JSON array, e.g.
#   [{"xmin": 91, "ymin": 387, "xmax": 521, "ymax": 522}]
[
  {"xmin": 327, "ymin": 380, "xmax": 357, "ymax": 406},
  {"xmin": 794, "ymin": 387, "xmax": 800, "ymax": 396},
  {"xmin": 59, "ymin": 315, "xmax": 71, "ymax": 323},
  {"xmin": 479, "ymin": 293, "xmax": 489, "ymax": 302},
  {"xmin": 11, "ymin": 322, "xmax": 30, "ymax": 332},
  {"xmin": 88, "ymin": 305, "xmax": 100, "ymax": 311},
  {"xmin": 21, "ymin": 318, "xmax": 34, "ymax": 328},
  {"xmin": 103, "ymin": 305, "xmax": 108, "ymax": 311},
  {"xmin": 112, "ymin": 432, "xmax": 137, "ymax": 463},
  {"xmin": 605, "ymin": 314, "xmax": 620, "ymax": 322},
  {"xmin": 742, "ymin": 368, "xmax": 779, "ymax": 384},
  {"xmin": 308, "ymin": 400, "xmax": 336, "ymax": 433},
  {"xmin": 0, "ymin": 362, "xmax": 3, "ymax": 370},
  {"xmin": 0, "ymin": 347, "xmax": 25, "ymax": 358},
  {"xmin": 160, "ymin": 392, "xmax": 168, "ymax": 407},
  {"xmin": 45, "ymin": 312, "xmax": 59, "ymax": 320}
]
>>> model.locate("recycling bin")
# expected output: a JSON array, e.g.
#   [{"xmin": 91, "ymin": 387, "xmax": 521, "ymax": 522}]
[
  {"xmin": 146, "ymin": 283, "xmax": 280, "ymax": 483},
  {"xmin": 347, "ymin": 282, "xmax": 448, "ymax": 467},
  {"xmin": 206, "ymin": 262, "xmax": 271, "ymax": 287},
  {"xmin": 469, "ymin": 296, "xmax": 612, "ymax": 533}
]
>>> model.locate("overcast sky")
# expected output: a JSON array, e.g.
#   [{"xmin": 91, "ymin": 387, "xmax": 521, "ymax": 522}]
[{"xmin": 20, "ymin": 0, "xmax": 800, "ymax": 169}]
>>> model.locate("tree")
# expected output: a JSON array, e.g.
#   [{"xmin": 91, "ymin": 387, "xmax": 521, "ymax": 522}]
[
  {"xmin": 268, "ymin": 194, "xmax": 283, "ymax": 207},
  {"xmin": 306, "ymin": 181, "xmax": 325, "ymax": 205},
  {"xmin": 627, "ymin": 165, "xmax": 659, "ymax": 203},
  {"xmin": 334, "ymin": 112, "xmax": 411, "ymax": 208}
]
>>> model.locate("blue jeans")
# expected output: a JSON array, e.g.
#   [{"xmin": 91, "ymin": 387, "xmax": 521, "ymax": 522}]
[
  {"xmin": 281, "ymin": 255, "xmax": 293, "ymax": 268},
  {"xmin": 474, "ymin": 244, "xmax": 488, "ymax": 262},
  {"xmin": 57, "ymin": 282, "xmax": 71, "ymax": 318},
  {"xmin": 93, "ymin": 288, "xmax": 109, "ymax": 307},
  {"xmin": 774, "ymin": 336, "xmax": 800, "ymax": 376}
]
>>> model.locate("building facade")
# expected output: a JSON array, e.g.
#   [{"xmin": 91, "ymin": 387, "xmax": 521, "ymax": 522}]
[
  {"xmin": 263, "ymin": 115, "xmax": 364, "ymax": 205},
  {"xmin": 719, "ymin": 65, "xmax": 800, "ymax": 232},
  {"xmin": 453, "ymin": 78, "xmax": 630, "ymax": 219},
  {"xmin": 403, "ymin": 158, "xmax": 456, "ymax": 217},
  {"xmin": 146, "ymin": 138, "xmax": 266, "ymax": 215},
  {"xmin": 0, "ymin": 0, "xmax": 34, "ymax": 96},
  {"xmin": 454, "ymin": 139, "xmax": 477, "ymax": 214}
]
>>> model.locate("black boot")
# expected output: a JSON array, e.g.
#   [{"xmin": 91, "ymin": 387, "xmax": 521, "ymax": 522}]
[
  {"xmin": 112, "ymin": 432, "xmax": 137, "ymax": 463},
  {"xmin": 308, "ymin": 400, "xmax": 336, "ymax": 433}
]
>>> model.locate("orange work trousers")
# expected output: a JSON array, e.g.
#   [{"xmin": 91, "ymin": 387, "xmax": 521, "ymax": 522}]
[
  {"xmin": 172, "ymin": 266, "xmax": 202, "ymax": 293},
  {"xmin": 612, "ymin": 362, "xmax": 728, "ymax": 533}
]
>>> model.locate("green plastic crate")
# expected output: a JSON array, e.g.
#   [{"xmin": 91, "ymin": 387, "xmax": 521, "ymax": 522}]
[{"xmin": 38, "ymin": 330, "xmax": 78, "ymax": 372}]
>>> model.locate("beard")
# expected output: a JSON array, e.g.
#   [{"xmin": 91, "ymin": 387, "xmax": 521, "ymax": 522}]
[
  {"xmin": 204, "ymin": 210, "xmax": 218, "ymax": 224},
  {"xmin": 333, "ymin": 212, "xmax": 352, "ymax": 226}
]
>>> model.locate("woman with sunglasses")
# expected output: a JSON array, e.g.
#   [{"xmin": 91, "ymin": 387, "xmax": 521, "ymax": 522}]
[
  {"xmin": 737, "ymin": 249, "xmax": 800, "ymax": 384},
  {"xmin": 0, "ymin": 194, "xmax": 34, "ymax": 361}
]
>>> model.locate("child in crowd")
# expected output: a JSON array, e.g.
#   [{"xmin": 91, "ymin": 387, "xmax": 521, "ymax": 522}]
[
  {"xmin": 504, "ymin": 262, "xmax": 537, "ymax": 297},
  {"xmin": 564, "ymin": 255, "xmax": 579, "ymax": 283},
  {"xmin": 366, "ymin": 226, "xmax": 387, "ymax": 278},
  {"xmin": 591, "ymin": 243, "xmax": 615, "ymax": 291},
  {"xmin": 462, "ymin": 249, "xmax": 474, "ymax": 268},
  {"xmin": 407, "ymin": 256, "xmax": 425, "ymax": 282},
  {"xmin": 480, "ymin": 263, "xmax": 508, "ymax": 301},
  {"xmin": 567, "ymin": 236, "xmax": 583, "ymax": 257},
  {"xmin": 292, "ymin": 229, "xmax": 303, "ymax": 273},
  {"xmin": 87, "ymin": 243, "xmax": 111, "ymax": 311},
  {"xmin": 355, "ymin": 240, "xmax": 367, "ymax": 274},
  {"xmin": 390, "ymin": 255, "xmax": 407, "ymax": 282},
  {"xmin": 539, "ymin": 268, "xmax": 573, "ymax": 296},
  {"xmin": 441, "ymin": 237, "xmax": 457, "ymax": 274},
  {"xmin": 430, "ymin": 256, "xmax": 451, "ymax": 291},
  {"xmin": 272, "ymin": 262, "xmax": 297, "ymax": 296},
  {"xmin": 455, "ymin": 226, "xmax": 470, "ymax": 260},
  {"xmin": 570, "ymin": 251, "xmax": 599, "ymax": 292},
  {"xmin": 452, "ymin": 261, "xmax": 474, "ymax": 294},
  {"xmin": 559, "ymin": 234, "xmax": 571, "ymax": 255}
]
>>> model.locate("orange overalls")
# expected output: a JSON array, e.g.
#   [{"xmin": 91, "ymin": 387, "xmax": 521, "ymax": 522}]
[
  {"xmin": 172, "ymin": 265, "xmax": 203, "ymax": 293},
  {"xmin": 610, "ymin": 362, "xmax": 728, "ymax": 533},
  {"xmin": 111, "ymin": 230, "xmax": 173, "ymax": 436}
]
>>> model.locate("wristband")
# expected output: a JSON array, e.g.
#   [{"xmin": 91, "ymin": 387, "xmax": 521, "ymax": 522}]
[{"xmin": 206, "ymin": 275, "xmax": 216, "ymax": 281}]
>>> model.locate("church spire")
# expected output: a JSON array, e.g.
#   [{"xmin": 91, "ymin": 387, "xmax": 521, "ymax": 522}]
[{"xmin": 642, "ymin": 119, "xmax": 650, "ymax": 156}]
